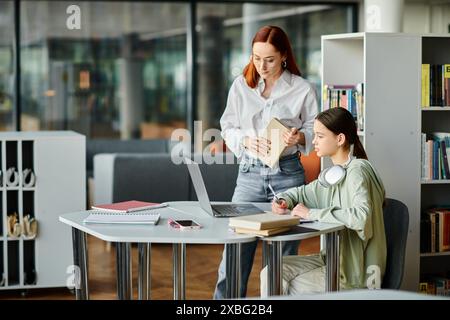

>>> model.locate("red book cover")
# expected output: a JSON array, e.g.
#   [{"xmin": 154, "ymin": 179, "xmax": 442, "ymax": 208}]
[{"xmin": 91, "ymin": 200, "xmax": 167, "ymax": 213}]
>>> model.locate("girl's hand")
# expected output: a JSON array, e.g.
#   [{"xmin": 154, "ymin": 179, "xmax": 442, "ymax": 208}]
[
  {"xmin": 283, "ymin": 128, "xmax": 304, "ymax": 147},
  {"xmin": 272, "ymin": 199, "xmax": 289, "ymax": 215},
  {"xmin": 291, "ymin": 203, "xmax": 310, "ymax": 219},
  {"xmin": 243, "ymin": 136, "xmax": 271, "ymax": 157}
]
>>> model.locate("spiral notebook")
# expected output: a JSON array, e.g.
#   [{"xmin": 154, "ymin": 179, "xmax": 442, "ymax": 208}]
[{"xmin": 83, "ymin": 209, "xmax": 161, "ymax": 225}]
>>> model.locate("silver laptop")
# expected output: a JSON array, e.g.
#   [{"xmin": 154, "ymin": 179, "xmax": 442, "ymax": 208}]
[{"xmin": 185, "ymin": 158, "xmax": 263, "ymax": 217}]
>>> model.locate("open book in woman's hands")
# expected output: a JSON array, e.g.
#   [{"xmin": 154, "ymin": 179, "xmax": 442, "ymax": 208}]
[{"xmin": 248, "ymin": 118, "xmax": 290, "ymax": 168}]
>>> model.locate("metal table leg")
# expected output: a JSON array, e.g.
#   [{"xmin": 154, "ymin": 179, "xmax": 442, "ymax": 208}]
[
  {"xmin": 116, "ymin": 243, "xmax": 132, "ymax": 299},
  {"xmin": 325, "ymin": 231, "xmax": 340, "ymax": 292},
  {"xmin": 173, "ymin": 243, "xmax": 186, "ymax": 300},
  {"xmin": 266, "ymin": 240, "xmax": 283, "ymax": 296},
  {"xmin": 262, "ymin": 241, "xmax": 268, "ymax": 269},
  {"xmin": 138, "ymin": 243, "xmax": 151, "ymax": 300},
  {"xmin": 225, "ymin": 243, "xmax": 241, "ymax": 298},
  {"xmin": 72, "ymin": 228, "xmax": 89, "ymax": 300}
]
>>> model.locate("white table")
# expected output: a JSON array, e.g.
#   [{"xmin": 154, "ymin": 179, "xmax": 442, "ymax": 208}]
[
  {"xmin": 59, "ymin": 201, "xmax": 345, "ymax": 300},
  {"xmin": 262, "ymin": 222, "xmax": 344, "ymax": 296},
  {"xmin": 59, "ymin": 201, "xmax": 258, "ymax": 300}
]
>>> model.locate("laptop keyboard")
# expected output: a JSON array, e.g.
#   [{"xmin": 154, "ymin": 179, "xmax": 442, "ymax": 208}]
[
  {"xmin": 213, "ymin": 205, "xmax": 240, "ymax": 216},
  {"xmin": 212, "ymin": 204, "xmax": 262, "ymax": 217}
]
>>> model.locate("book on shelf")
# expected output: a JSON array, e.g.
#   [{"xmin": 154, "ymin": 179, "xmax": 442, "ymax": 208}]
[
  {"xmin": 247, "ymin": 118, "xmax": 290, "ymax": 168},
  {"xmin": 83, "ymin": 210, "xmax": 161, "ymax": 225},
  {"xmin": 421, "ymin": 64, "xmax": 450, "ymax": 107},
  {"xmin": 421, "ymin": 207, "xmax": 450, "ymax": 253},
  {"xmin": 322, "ymin": 83, "xmax": 364, "ymax": 131},
  {"xmin": 229, "ymin": 212, "xmax": 300, "ymax": 230},
  {"xmin": 91, "ymin": 200, "xmax": 167, "ymax": 213},
  {"xmin": 233, "ymin": 226, "xmax": 292, "ymax": 236},
  {"xmin": 421, "ymin": 132, "xmax": 450, "ymax": 180}
]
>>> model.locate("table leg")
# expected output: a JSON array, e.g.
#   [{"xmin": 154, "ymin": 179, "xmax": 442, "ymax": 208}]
[
  {"xmin": 138, "ymin": 243, "xmax": 151, "ymax": 300},
  {"xmin": 225, "ymin": 243, "xmax": 241, "ymax": 298},
  {"xmin": 325, "ymin": 231, "xmax": 340, "ymax": 292},
  {"xmin": 266, "ymin": 240, "xmax": 283, "ymax": 296},
  {"xmin": 116, "ymin": 243, "xmax": 132, "ymax": 299},
  {"xmin": 173, "ymin": 243, "xmax": 186, "ymax": 300},
  {"xmin": 262, "ymin": 241, "xmax": 268, "ymax": 269},
  {"xmin": 71, "ymin": 228, "xmax": 89, "ymax": 300}
]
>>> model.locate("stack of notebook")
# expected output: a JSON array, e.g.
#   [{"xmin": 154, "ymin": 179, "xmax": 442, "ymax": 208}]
[{"xmin": 229, "ymin": 213, "xmax": 300, "ymax": 236}]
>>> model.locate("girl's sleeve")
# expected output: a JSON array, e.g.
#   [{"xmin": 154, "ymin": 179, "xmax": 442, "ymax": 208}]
[
  {"xmin": 308, "ymin": 168, "xmax": 374, "ymax": 241},
  {"xmin": 278, "ymin": 180, "xmax": 321, "ymax": 211},
  {"xmin": 220, "ymin": 81, "xmax": 245, "ymax": 159}
]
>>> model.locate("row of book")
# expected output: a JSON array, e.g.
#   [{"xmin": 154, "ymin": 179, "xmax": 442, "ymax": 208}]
[
  {"xmin": 420, "ymin": 207, "xmax": 450, "ymax": 253},
  {"xmin": 322, "ymin": 83, "xmax": 364, "ymax": 131},
  {"xmin": 421, "ymin": 132, "xmax": 450, "ymax": 180},
  {"xmin": 421, "ymin": 64, "xmax": 450, "ymax": 107},
  {"xmin": 419, "ymin": 274, "xmax": 450, "ymax": 296}
]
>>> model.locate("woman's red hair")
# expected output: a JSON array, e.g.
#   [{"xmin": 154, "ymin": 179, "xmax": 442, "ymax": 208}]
[{"xmin": 243, "ymin": 25, "xmax": 301, "ymax": 88}]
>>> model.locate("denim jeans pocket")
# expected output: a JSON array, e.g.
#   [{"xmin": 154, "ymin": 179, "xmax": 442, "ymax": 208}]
[{"xmin": 279, "ymin": 157, "xmax": 304, "ymax": 175}]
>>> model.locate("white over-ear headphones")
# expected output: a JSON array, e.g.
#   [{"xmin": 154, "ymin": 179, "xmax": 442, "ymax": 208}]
[{"xmin": 318, "ymin": 145, "xmax": 355, "ymax": 188}]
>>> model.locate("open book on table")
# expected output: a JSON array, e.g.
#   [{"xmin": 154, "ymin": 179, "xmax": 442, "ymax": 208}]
[{"xmin": 247, "ymin": 118, "xmax": 291, "ymax": 168}]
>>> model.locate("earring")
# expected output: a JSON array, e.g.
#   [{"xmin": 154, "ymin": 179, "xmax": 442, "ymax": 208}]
[
  {"xmin": 282, "ymin": 60, "xmax": 287, "ymax": 68},
  {"xmin": 6, "ymin": 167, "xmax": 19, "ymax": 187}
]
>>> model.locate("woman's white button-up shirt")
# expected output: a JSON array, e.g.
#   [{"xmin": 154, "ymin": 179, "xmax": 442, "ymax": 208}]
[{"xmin": 220, "ymin": 70, "xmax": 319, "ymax": 161}]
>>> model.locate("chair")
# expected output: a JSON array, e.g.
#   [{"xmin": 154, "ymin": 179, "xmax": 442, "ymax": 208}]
[
  {"xmin": 299, "ymin": 151, "xmax": 321, "ymax": 183},
  {"xmin": 381, "ymin": 198, "xmax": 409, "ymax": 289}
]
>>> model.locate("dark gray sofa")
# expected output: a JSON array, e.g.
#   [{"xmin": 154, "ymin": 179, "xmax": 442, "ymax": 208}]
[
  {"xmin": 86, "ymin": 139, "xmax": 170, "ymax": 178},
  {"xmin": 93, "ymin": 153, "xmax": 239, "ymax": 205}
]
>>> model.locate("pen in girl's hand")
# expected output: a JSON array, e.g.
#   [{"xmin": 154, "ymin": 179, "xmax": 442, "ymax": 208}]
[{"xmin": 268, "ymin": 183, "xmax": 286, "ymax": 207}]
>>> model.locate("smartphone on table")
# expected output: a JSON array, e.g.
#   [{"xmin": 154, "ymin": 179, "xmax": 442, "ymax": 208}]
[{"xmin": 168, "ymin": 218, "xmax": 202, "ymax": 230}]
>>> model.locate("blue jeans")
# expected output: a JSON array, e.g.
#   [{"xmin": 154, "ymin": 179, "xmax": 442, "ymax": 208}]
[{"xmin": 213, "ymin": 152, "xmax": 305, "ymax": 299}]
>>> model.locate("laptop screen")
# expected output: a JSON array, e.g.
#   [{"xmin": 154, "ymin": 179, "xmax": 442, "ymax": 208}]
[{"xmin": 185, "ymin": 158, "xmax": 215, "ymax": 216}]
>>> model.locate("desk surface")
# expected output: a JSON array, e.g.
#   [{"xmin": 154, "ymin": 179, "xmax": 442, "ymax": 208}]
[
  {"xmin": 59, "ymin": 201, "xmax": 344, "ymax": 243},
  {"xmin": 59, "ymin": 201, "xmax": 259, "ymax": 244}
]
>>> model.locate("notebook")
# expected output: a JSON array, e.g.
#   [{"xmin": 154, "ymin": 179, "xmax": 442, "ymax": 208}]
[
  {"xmin": 229, "ymin": 212, "xmax": 300, "ymax": 230},
  {"xmin": 83, "ymin": 210, "xmax": 161, "ymax": 225},
  {"xmin": 247, "ymin": 118, "xmax": 290, "ymax": 168},
  {"xmin": 91, "ymin": 200, "xmax": 167, "ymax": 213}
]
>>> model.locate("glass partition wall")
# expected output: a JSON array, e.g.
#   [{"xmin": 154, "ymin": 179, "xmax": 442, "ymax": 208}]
[
  {"xmin": 20, "ymin": 1, "xmax": 188, "ymax": 139},
  {"xmin": 0, "ymin": 1, "xmax": 15, "ymax": 131},
  {"xmin": 0, "ymin": 1, "xmax": 356, "ymax": 142}
]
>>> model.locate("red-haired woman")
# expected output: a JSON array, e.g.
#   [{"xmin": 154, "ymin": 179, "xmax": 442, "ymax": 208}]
[{"xmin": 216, "ymin": 25, "xmax": 319, "ymax": 299}]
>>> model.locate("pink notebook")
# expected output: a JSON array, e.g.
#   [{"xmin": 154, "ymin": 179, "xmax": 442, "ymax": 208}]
[{"xmin": 91, "ymin": 200, "xmax": 167, "ymax": 213}]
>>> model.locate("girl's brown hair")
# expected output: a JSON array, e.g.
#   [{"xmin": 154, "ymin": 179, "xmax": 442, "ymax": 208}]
[
  {"xmin": 243, "ymin": 25, "xmax": 301, "ymax": 88},
  {"xmin": 316, "ymin": 107, "xmax": 368, "ymax": 160}
]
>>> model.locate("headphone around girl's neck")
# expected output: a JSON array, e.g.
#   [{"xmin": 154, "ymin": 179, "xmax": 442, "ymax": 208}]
[{"xmin": 318, "ymin": 145, "xmax": 355, "ymax": 188}]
